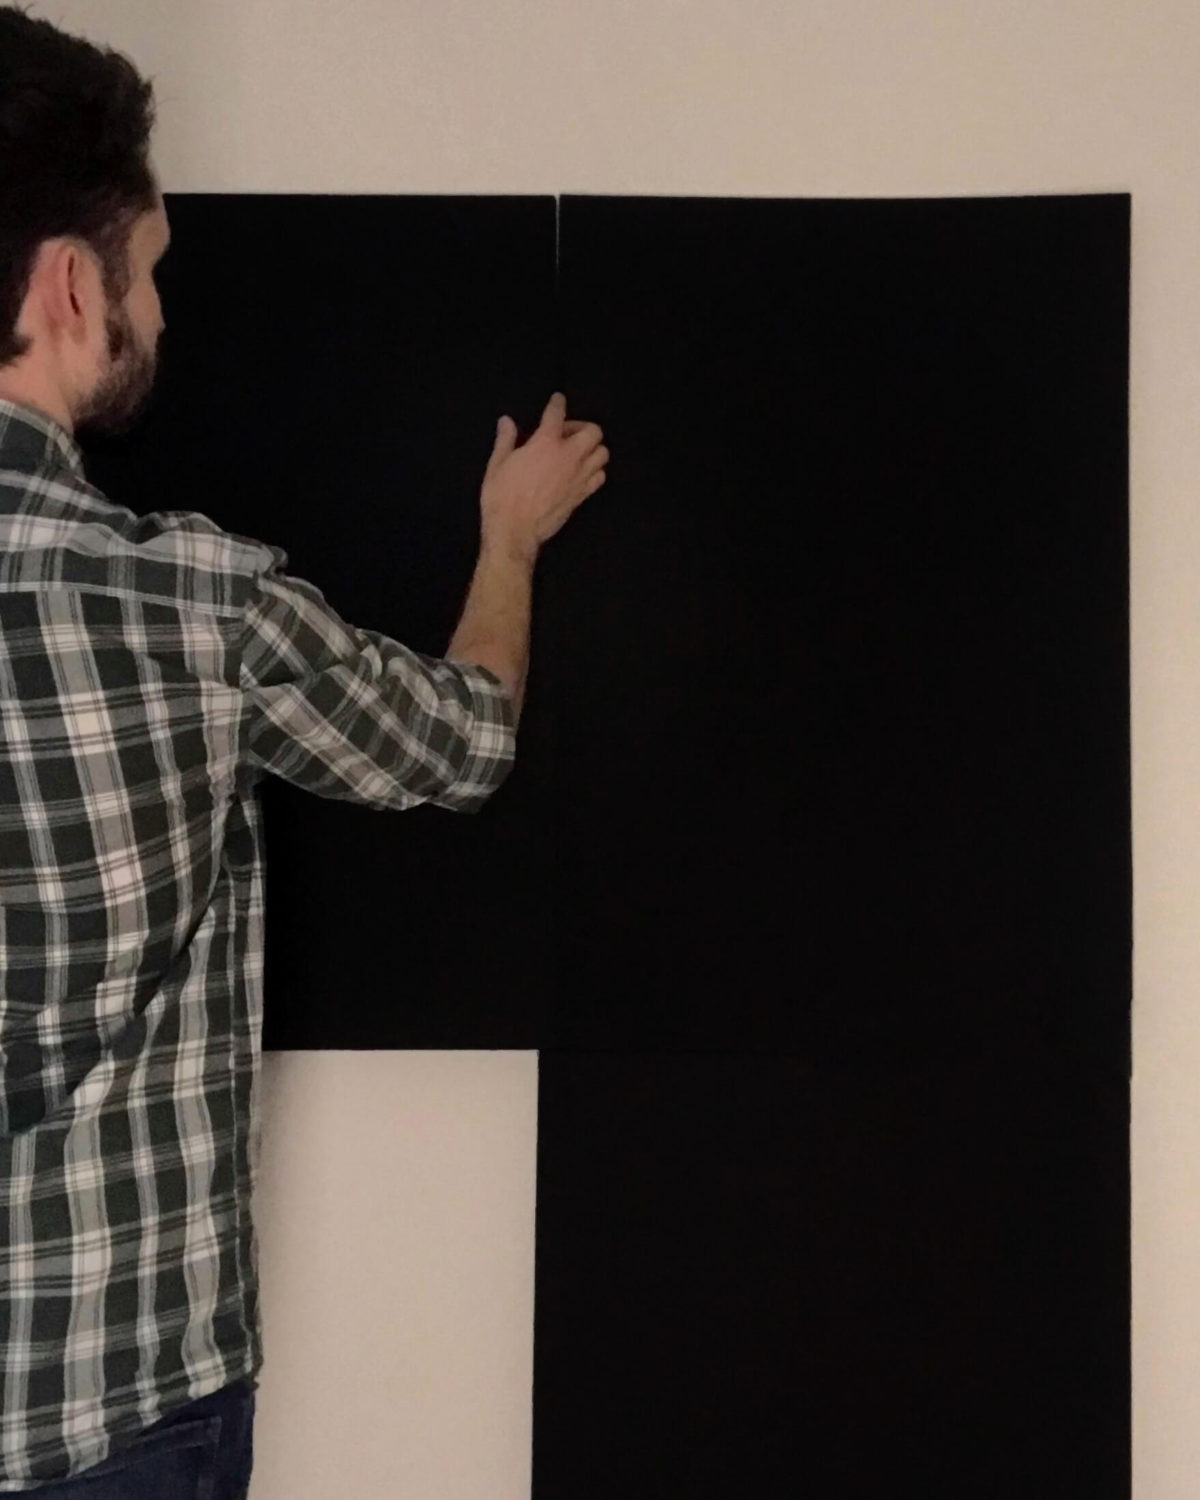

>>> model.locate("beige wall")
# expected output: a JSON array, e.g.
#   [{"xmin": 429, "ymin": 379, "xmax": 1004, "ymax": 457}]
[{"xmin": 45, "ymin": 3, "xmax": 1200, "ymax": 1495}]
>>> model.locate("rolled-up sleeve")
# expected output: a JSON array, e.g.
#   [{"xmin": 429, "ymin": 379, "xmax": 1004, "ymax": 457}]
[{"xmin": 237, "ymin": 551, "xmax": 516, "ymax": 813}]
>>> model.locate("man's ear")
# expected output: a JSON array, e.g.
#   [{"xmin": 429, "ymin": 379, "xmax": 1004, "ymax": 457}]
[{"xmin": 38, "ymin": 239, "xmax": 100, "ymax": 344}]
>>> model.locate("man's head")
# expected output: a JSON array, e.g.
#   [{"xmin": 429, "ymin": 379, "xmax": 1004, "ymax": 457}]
[{"xmin": 0, "ymin": 3, "xmax": 165, "ymax": 440}]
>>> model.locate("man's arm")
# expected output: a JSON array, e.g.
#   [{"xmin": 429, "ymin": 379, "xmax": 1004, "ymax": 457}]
[
  {"xmin": 239, "ymin": 550, "xmax": 515, "ymax": 814},
  {"xmin": 238, "ymin": 386, "xmax": 610, "ymax": 812},
  {"xmin": 445, "ymin": 535, "xmax": 537, "ymax": 728},
  {"xmin": 445, "ymin": 391, "xmax": 610, "ymax": 727}
]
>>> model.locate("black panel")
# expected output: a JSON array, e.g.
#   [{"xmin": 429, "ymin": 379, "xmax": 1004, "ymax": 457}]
[
  {"xmin": 532, "ymin": 1051, "xmax": 1129, "ymax": 1498},
  {"xmin": 80, "ymin": 194, "xmax": 1130, "ymax": 1067},
  {"xmin": 543, "ymin": 194, "xmax": 1130, "ymax": 1068},
  {"xmin": 82, "ymin": 194, "xmax": 561, "ymax": 1046}
]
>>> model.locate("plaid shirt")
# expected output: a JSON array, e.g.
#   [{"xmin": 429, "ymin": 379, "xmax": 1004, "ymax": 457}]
[{"xmin": 0, "ymin": 398, "xmax": 516, "ymax": 1488}]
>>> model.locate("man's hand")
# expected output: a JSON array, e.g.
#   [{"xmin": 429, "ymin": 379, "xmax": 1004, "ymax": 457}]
[{"xmin": 479, "ymin": 391, "xmax": 609, "ymax": 563}]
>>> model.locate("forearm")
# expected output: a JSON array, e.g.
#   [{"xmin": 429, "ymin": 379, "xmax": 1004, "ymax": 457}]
[{"xmin": 445, "ymin": 537, "xmax": 537, "ymax": 727}]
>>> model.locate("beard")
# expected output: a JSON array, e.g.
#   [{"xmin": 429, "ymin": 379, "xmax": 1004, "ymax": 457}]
[{"xmin": 72, "ymin": 296, "xmax": 160, "ymax": 440}]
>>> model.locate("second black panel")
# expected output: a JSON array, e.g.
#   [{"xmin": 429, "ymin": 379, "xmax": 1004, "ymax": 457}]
[{"xmin": 545, "ymin": 194, "xmax": 1130, "ymax": 1066}]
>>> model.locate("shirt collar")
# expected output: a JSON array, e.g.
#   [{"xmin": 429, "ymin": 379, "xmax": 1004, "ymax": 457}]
[{"xmin": 0, "ymin": 398, "xmax": 87, "ymax": 483}]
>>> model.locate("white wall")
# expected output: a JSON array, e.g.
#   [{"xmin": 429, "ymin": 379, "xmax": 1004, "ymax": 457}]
[{"xmin": 43, "ymin": 3, "xmax": 1200, "ymax": 1495}]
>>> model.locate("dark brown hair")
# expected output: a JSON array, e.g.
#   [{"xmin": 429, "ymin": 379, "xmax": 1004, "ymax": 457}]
[{"xmin": 0, "ymin": 3, "xmax": 157, "ymax": 367}]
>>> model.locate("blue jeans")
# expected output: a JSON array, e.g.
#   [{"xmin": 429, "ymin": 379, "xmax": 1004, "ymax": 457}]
[{"xmin": 21, "ymin": 1377, "xmax": 256, "ymax": 1499}]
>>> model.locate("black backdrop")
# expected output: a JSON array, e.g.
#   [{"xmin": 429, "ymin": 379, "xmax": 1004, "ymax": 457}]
[{"xmin": 81, "ymin": 192, "xmax": 1130, "ymax": 1498}]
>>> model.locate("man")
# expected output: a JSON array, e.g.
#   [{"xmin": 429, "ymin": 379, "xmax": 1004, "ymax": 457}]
[{"xmin": 0, "ymin": 4, "xmax": 608, "ymax": 1493}]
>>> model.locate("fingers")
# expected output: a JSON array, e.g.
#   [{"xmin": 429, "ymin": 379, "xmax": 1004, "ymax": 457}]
[{"xmin": 546, "ymin": 403, "xmax": 603, "ymax": 445}]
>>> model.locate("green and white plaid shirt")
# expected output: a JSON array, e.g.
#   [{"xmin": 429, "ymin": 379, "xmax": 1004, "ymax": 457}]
[{"xmin": 0, "ymin": 398, "xmax": 516, "ymax": 1488}]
